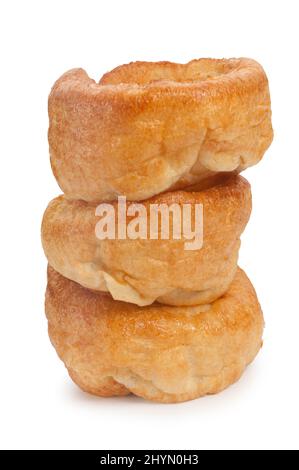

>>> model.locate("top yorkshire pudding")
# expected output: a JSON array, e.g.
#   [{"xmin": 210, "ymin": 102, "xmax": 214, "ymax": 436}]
[{"xmin": 49, "ymin": 58, "xmax": 273, "ymax": 202}]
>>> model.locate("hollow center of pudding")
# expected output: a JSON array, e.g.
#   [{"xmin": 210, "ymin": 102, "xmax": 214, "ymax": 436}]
[{"xmin": 99, "ymin": 59, "xmax": 239, "ymax": 86}]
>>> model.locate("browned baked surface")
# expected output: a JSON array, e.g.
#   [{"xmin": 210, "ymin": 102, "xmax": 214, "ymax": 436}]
[
  {"xmin": 48, "ymin": 58, "xmax": 273, "ymax": 201},
  {"xmin": 45, "ymin": 266, "xmax": 264, "ymax": 403},
  {"xmin": 41, "ymin": 175, "xmax": 251, "ymax": 306}
]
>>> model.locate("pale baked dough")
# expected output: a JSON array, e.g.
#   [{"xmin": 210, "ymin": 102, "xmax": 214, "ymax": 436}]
[
  {"xmin": 48, "ymin": 58, "xmax": 273, "ymax": 201},
  {"xmin": 45, "ymin": 266, "xmax": 264, "ymax": 403},
  {"xmin": 41, "ymin": 175, "xmax": 251, "ymax": 306}
]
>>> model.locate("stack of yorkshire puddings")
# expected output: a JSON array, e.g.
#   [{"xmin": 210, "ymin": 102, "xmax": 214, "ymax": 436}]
[{"xmin": 42, "ymin": 58, "xmax": 273, "ymax": 403}]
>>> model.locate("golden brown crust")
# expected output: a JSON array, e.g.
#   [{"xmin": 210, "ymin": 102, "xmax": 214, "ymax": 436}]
[
  {"xmin": 45, "ymin": 266, "xmax": 264, "ymax": 403},
  {"xmin": 41, "ymin": 175, "xmax": 252, "ymax": 306},
  {"xmin": 48, "ymin": 58, "xmax": 273, "ymax": 201}
]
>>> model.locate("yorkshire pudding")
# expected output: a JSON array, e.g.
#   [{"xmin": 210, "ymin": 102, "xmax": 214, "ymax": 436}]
[
  {"xmin": 48, "ymin": 58, "xmax": 273, "ymax": 201},
  {"xmin": 42, "ymin": 175, "xmax": 251, "ymax": 306},
  {"xmin": 45, "ymin": 266, "xmax": 264, "ymax": 403}
]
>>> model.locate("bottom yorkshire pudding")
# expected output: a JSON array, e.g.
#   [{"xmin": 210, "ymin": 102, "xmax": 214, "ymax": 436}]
[
  {"xmin": 45, "ymin": 266, "xmax": 264, "ymax": 403},
  {"xmin": 42, "ymin": 174, "xmax": 252, "ymax": 307}
]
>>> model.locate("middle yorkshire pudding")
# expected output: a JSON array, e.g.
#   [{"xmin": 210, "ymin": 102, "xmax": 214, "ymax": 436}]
[
  {"xmin": 48, "ymin": 58, "xmax": 273, "ymax": 202},
  {"xmin": 42, "ymin": 175, "xmax": 251, "ymax": 306}
]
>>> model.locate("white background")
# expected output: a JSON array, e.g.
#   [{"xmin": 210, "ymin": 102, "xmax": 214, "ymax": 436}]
[{"xmin": 0, "ymin": 0, "xmax": 298, "ymax": 450}]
